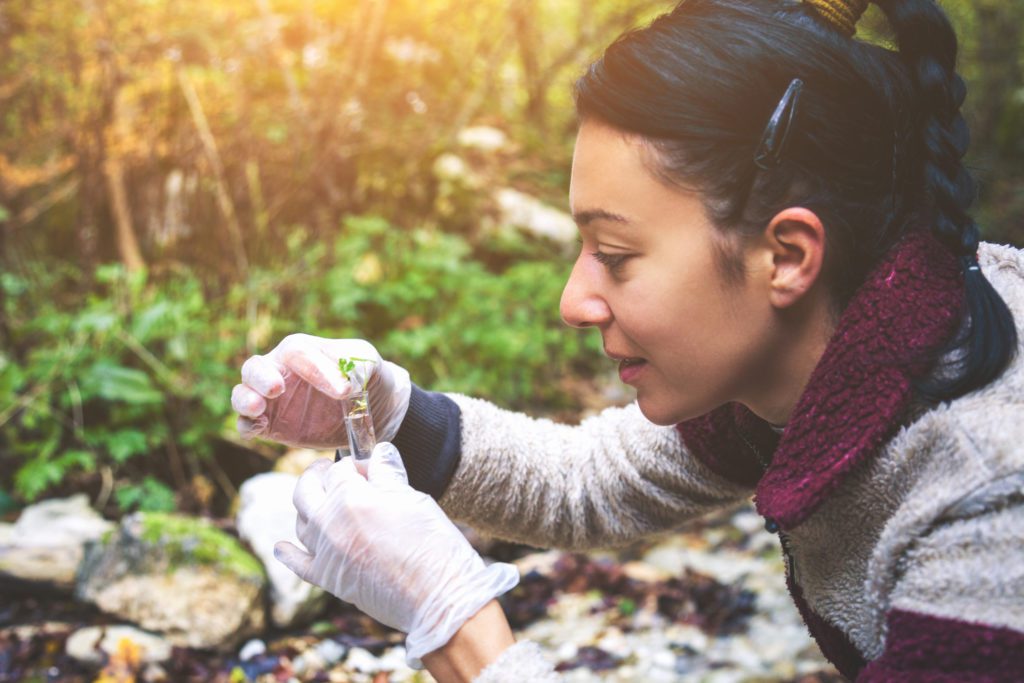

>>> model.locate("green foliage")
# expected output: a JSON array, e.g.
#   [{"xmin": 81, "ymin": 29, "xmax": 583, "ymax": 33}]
[
  {"xmin": 1, "ymin": 262, "xmax": 243, "ymax": 503},
  {"xmin": 137, "ymin": 512, "xmax": 265, "ymax": 581},
  {"xmin": 0, "ymin": 214, "xmax": 602, "ymax": 504},
  {"xmin": 338, "ymin": 356, "xmax": 375, "ymax": 382},
  {"xmin": 115, "ymin": 477, "xmax": 177, "ymax": 513}
]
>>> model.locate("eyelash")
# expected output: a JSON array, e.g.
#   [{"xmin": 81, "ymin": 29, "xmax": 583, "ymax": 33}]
[{"xmin": 591, "ymin": 250, "xmax": 630, "ymax": 274}]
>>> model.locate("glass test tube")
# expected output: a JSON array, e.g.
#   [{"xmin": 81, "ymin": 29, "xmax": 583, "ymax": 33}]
[{"xmin": 344, "ymin": 388, "xmax": 377, "ymax": 468}]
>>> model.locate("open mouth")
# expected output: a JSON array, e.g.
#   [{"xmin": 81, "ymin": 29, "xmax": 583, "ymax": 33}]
[{"xmin": 617, "ymin": 357, "xmax": 647, "ymax": 382}]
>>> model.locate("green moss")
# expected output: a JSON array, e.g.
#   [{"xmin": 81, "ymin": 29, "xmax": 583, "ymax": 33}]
[{"xmin": 138, "ymin": 512, "xmax": 264, "ymax": 582}]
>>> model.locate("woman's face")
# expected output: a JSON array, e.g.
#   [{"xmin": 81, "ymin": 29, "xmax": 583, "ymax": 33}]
[{"xmin": 562, "ymin": 120, "xmax": 783, "ymax": 425}]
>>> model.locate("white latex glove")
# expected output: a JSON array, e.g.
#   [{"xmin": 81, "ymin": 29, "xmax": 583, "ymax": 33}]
[
  {"xmin": 274, "ymin": 443, "xmax": 519, "ymax": 668},
  {"xmin": 231, "ymin": 334, "xmax": 411, "ymax": 449}
]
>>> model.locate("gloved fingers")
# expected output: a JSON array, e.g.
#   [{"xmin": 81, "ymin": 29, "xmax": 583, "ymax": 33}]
[
  {"xmin": 325, "ymin": 455, "xmax": 362, "ymax": 493},
  {"xmin": 240, "ymin": 354, "xmax": 286, "ymax": 398},
  {"xmin": 346, "ymin": 357, "xmax": 378, "ymax": 392},
  {"xmin": 231, "ymin": 384, "xmax": 266, "ymax": 418},
  {"xmin": 293, "ymin": 458, "xmax": 333, "ymax": 522},
  {"xmin": 280, "ymin": 345, "xmax": 349, "ymax": 400},
  {"xmin": 273, "ymin": 541, "xmax": 315, "ymax": 582},
  {"xmin": 367, "ymin": 442, "xmax": 409, "ymax": 488},
  {"xmin": 236, "ymin": 415, "xmax": 267, "ymax": 440}
]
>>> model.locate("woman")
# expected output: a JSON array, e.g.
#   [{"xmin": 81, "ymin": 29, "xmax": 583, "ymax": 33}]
[{"xmin": 231, "ymin": 0, "xmax": 1024, "ymax": 679}]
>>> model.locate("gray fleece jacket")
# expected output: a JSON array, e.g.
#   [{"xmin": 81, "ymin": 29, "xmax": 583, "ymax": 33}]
[{"xmin": 391, "ymin": 238, "xmax": 1024, "ymax": 682}]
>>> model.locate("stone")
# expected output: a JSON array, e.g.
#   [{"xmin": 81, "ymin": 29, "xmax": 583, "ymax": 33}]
[
  {"xmin": 75, "ymin": 512, "xmax": 266, "ymax": 650},
  {"xmin": 236, "ymin": 472, "xmax": 328, "ymax": 627},
  {"xmin": 274, "ymin": 449, "xmax": 329, "ymax": 476},
  {"xmin": 65, "ymin": 624, "xmax": 173, "ymax": 664},
  {"xmin": 494, "ymin": 188, "xmax": 576, "ymax": 246},
  {"xmin": 314, "ymin": 638, "xmax": 347, "ymax": 666},
  {"xmin": 239, "ymin": 638, "xmax": 266, "ymax": 661},
  {"xmin": 433, "ymin": 153, "xmax": 473, "ymax": 183},
  {"xmin": 142, "ymin": 663, "xmax": 169, "ymax": 682},
  {"xmin": 456, "ymin": 126, "xmax": 508, "ymax": 152},
  {"xmin": 0, "ymin": 494, "xmax": 114, "ymax": 589}
]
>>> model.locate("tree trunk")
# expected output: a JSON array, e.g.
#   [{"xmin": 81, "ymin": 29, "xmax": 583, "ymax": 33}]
[
  {"xmin": 93, "ymin": 0, "xmax": 145, "ymax": 272},
  {"xmin": 103, "ymin": 152, "xmax": 144, "ymax": 272}
]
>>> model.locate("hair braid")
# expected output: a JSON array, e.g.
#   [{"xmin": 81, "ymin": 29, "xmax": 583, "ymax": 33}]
[{"xmin": 875, "ymin": 0, "xmax": 1017, "ymax": 399}]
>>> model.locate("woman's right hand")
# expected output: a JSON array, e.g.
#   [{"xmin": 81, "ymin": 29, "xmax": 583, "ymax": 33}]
[{"xmin": 231, "ymin": 334, "xmax": 411, "ymax": 449}]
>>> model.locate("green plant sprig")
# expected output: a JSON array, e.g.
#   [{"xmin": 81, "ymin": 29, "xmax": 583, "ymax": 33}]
[{"xmin": 338, "ymin": 356, "xmax": 375, "ymax": 381}]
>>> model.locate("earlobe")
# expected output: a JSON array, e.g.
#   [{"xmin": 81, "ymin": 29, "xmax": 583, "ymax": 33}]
[{"xmin": 764, "ymin": 208, "xmax": 826, "ymax": 309}]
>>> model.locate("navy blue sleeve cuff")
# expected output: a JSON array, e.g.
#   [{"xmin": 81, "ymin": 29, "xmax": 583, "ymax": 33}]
[{"xmin": 337, "ymin": 384, "xmax": 462, "ymax": 500}]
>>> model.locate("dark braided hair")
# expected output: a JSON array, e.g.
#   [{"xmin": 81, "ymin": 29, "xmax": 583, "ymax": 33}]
[{"xmin": 574, "ymin": 0, "xmax": 1017, "ymax": 402}]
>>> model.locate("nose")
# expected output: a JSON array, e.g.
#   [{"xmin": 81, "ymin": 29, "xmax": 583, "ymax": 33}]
[{"xmin": 560, "ymin": 254, "xmax": 612, "ymax": 329}]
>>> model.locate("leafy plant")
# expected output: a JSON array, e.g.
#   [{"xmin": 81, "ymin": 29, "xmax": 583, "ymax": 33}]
[
  {"xmin": 337, "ymin": 356, "xmax": 375, "ymax": 382},
  {"xmin": 0, "ymin": 214, "xmax": 604, "ymax": 506},
  {"xmin": 114, "ymin": 476, "xmax": 177, "ymax": 513}
]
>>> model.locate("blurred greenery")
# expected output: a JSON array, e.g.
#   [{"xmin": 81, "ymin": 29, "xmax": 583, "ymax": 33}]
[{"xmin": 0, "ymin": 0, "xmax": 1022, "ymax": 511}]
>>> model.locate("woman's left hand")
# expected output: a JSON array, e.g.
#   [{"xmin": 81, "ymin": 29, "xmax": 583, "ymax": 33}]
[{"xmin": 274, "ymin": 443, "xmax": 520, "ymax": 667}]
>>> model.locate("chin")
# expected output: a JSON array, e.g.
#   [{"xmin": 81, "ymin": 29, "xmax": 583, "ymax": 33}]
[{"xmin": 636, "ymin": 394, "xmax": 706, "ymax": 426}]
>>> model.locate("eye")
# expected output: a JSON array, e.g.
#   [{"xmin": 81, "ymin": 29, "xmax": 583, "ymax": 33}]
[{"xmin": 591, "ymin": 250, "xmax": 631, "ymax": 274}]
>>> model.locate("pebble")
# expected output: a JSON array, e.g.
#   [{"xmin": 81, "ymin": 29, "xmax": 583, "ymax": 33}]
[
  {"xmin": 65, "ymin": 624, "xmax": 173, "ymax": 664},
  {"xmin": 238, "ymin": 638, "xmax": 266, "ymax": 661},
  {"xmin": 314, "ymin": 638, "xmax": 347, "ymax": 665},
  {"xmin": 345, "ymin": 647, "xmax": 383, "ymax": 673}
]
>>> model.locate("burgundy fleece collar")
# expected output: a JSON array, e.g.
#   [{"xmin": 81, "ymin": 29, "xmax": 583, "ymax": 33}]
[{"xmin": 678, "ymin": 230, "xmax": 964, "ymax": 530}]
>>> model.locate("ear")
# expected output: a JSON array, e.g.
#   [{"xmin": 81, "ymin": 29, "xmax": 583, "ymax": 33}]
[{"xmin": 763, "ymin": 207, "xmax": 826, "ymax": 309}]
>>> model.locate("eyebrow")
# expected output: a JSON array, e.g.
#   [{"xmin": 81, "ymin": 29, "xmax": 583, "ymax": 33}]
[{"xmin": 572, "ymin": 208, "xmax": 631, "ymax": 227}]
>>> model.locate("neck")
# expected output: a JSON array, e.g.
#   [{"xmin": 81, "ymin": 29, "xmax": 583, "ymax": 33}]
[{"xmin": 744, "ymin": 294, "xmax": 836, "ymax": 426}]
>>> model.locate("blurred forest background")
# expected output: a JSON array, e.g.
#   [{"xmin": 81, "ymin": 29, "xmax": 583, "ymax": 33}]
[{"xmin": 1, "ymin": 0, "xmax": 1023, "ymax": 517}]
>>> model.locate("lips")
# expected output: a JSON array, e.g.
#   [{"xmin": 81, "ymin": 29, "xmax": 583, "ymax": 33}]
[{"xmin": 615, "ymin": 356, "xmax": 647, "ymax": 383}]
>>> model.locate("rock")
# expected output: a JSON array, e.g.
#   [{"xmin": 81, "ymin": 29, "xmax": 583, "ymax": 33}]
[
  {"xmin": 0, "ymin": 494, "xmax": 114, "ymax": 589},
  {"xmin": 433, "ymin": 153, "xmax": 474, "ymax": 183},
  {"xmin": 315, "ymin": 638, "xmax": 347, "ymax": 666},
  {"xmin": 494, "ymin": 188, "xmax": 577, "ymax": 245},
  {"xmin": 345, "ymin": 647, "xmax": 382, "ymax": 673},
  {"xmin": 239, "ymin": 638, "xmax": 266, "ymax": 661},
  {"xmin": 75, "ymin": 512, "xmax": 266, "ymax": 650},
  {"xmin": 620, "ymin": 561, "xmax": 671, "ymax": 583},
  {"xmin": 142, "ymin": 663, "xmax": 168, "ymax": 682},
  {"xmin": 274, "ymin": 449, "xmax": 329, "ymax": 476},
  {"xmin": 513, "ymin": 549, "xmax": 562, "ymax": 576},
  {"xmin": 236, "ymin": 472, "xmax": 328, "ymax": 627},
  {"xmin": 456, "ymin": 126, "xmax": 508, "ymax": 152},
  {"xmin": 65, "ymin": 624, "xmax": 173, "ymax": 664}
]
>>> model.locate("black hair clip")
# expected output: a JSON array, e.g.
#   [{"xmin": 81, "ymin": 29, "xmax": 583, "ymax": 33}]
[{"xmin": 754, "ymin": 78, "xmax": 804, "ymax": 171}]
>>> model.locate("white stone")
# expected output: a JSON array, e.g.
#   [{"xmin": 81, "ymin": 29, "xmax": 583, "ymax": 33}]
[
  {"xmin": 494, "ymin": 188, "xmax": 576, "ymax": 245},
  {"xmin": 345, "ymin": 646, "xmax": 382, "ymax": 673},
  {"xmin": 0, "ymin": 494, "xmax": 114, "ymax": 588},
  {"xmin": 236, "ymin": 472, "xmax": 327, "ymax": 627},
  {"xmin": 652, "ymin": 649, "xmax": 677, "ymax": 670},
  {"xmin": 65, "ymin": 624, "xmax": 173, "ymax": 664},
  {"xmin": 377, "ymin": 646, "xmax": 412, "ymax": 672},
  {"xmin": 314, "ymin": 638, "xmax": 347, "ymax": 665},
  {"xmin": 456, "ymin": 126, "xmax": 508, "ymax": 152},
  {"xmin": 239, "ymin": 638, "xmax": 266, "ymax": 661},
  {"xmin": 433, "ymin": 153, "xmax": 472, "ymax": 182},
  {"xmin": 514, "ymin": 549, "xmax": 561, "ymax": 577},
  {"xmin": 75, "ymin": 513, "xmax": 266, "ymax": 650},
  {"xmin": 274, "ymin": 449, "xmax": 329, "ymax": 476},
  {"xmin": 292, "ymin": 649, "xmax": 325, "ymax": 676},
  {"xmin": 142, "ymin": 662, "xmax": 168, "ymax": 682}
]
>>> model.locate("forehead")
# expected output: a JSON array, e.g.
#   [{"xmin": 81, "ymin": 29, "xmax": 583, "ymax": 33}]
[{"xmin": 569, "ymin": 120, "xmax": 703, "ymax": 232}]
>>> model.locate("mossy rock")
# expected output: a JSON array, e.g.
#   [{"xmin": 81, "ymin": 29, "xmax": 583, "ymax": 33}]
[
  {"xmin": 91, "ymin": 512, "xmax": 264, "ymax": 584},
  {"xmin": 133, "ymin": 512, "xmax": 265, "ymax": 582},
  {"xmin": 77, "ymin": 512, "xmax": 268, "ymax": 649}
]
